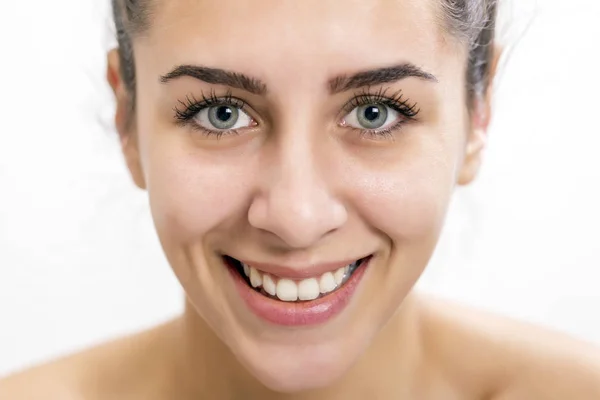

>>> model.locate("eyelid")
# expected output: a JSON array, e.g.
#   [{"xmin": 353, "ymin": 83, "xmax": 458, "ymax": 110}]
[
  {"xmin": 174, "ymin": 92, "xmax": 249, "ymax": 121},
  {"xmin": 171, "ymin": 91, "xmax": 263, "ymax": 139},
  {"xmin": 340, "ymin": 89, "xmax": 420, "ymax": 119},
  {"xmin": 173, "ymin": 91, "xmax": 264, "ymax": 129},
  {"xmin": 337, "ymin": 89, "xmax": 420, "ymax": 140}
]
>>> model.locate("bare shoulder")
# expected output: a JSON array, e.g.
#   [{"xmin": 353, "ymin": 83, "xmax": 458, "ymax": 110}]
[
  {"xmin": 0, "ymin": 321, "xmax": 178, "ymax": 400},
  {"xmin": 0, "ymin": 356, "xmax": 84, "ymax": 400},
  {"xmin": 418, "ymin": 294, "xmax": 600, "ymax": 400}
]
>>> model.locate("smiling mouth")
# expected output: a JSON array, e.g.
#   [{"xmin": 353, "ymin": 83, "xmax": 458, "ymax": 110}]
[{"xmin": 223, "ymin": 256, "xmax": 370, "ymax": 303}]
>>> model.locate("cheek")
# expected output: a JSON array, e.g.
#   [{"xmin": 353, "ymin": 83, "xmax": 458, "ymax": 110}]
[
  {"xmin": 341, "ymin": 142, "xmax": 457, "ymax": 243},
  {"xmin": 143, "ymin": 145, "xmax": 254, "ymax": 243}
]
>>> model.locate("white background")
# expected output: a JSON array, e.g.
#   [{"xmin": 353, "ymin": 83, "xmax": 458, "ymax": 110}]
[{"xmin": 1, "ymin": 0, "xmax": 599, "ymax": 377}]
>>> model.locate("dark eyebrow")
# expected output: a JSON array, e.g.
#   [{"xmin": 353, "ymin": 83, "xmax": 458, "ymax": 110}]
[
  {"xmin": 160, "ymin": 65, "xmax": 267, "ymax": 95},
  {"xmin": 329, "ymin": 63, "xmax": 437, "ymax": 94}
]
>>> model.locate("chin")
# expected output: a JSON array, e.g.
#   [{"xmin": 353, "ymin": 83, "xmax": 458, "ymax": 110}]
[{"xmin": 239, "ymin": 343, "xmax": 357, "ymax": 393}]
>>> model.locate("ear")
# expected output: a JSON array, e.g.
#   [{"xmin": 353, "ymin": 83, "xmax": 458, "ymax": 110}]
[
  {"xmin": 457, "ymin": 46, "xmax": 502, "ymax": 186},
  {"xmin": 107, "ymin": 48, "xmax": 147, "ymax": 190}
]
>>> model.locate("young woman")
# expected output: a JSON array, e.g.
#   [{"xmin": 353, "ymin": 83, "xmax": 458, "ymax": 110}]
[{"xmin": 1, "ymin": 0, "xmax": 599, "ymax": 398}]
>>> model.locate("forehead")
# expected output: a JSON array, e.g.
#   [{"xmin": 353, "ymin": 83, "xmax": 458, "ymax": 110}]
[{"xmin": 141, "ymin": 0, "xmax": 460, "ymax": 89}]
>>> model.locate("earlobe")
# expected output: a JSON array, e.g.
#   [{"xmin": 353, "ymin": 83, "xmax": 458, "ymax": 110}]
[
  {"xmin": 121, "ymin": 133, "xmax": 147, "ymax": 190},
  {"xmin": 457, "ymin": 127, "xmax": 487, "ymax": 186},
  {"xmin": 106, "ymin": 49, "xmax": 147, "ymax": 190}
]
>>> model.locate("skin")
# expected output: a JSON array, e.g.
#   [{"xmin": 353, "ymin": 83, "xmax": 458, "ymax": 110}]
[{"xmin": 2, "ymin": 0, "xmax": 600, "ymax": 398}]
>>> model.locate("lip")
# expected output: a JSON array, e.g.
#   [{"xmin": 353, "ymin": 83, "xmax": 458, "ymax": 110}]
[
  {"xmin": 235, "ymin": 258, "xmax": 366, "ymax": 280},
  {"xmin": 225, "ymin": 256, "xmax": 371, "ymax": 327}
]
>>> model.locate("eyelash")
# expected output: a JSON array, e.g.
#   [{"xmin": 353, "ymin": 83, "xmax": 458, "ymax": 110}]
[
  {"xmin": 173, "ymin": 88, "xmax": 420, "ymax": 139},
  {"xmin": 173, "ymin": 90, "xmax": 249, "ymax": 138},
  {"xmin": 340, "ymin": 87, "xmax": 420, "ymax": 140}
]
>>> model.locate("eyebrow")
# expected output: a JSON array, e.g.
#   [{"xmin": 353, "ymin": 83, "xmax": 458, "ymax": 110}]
[
  {"xmin": 328, "ymin": 63, "xmax": 438, "ymax": 94},
  {"xmin": 160, "ymin": 65, "xmax": 268, "ymax": 95},
  {"xmin": 159, "ymin": 62, "xmax": 437, "ymax": 95}
]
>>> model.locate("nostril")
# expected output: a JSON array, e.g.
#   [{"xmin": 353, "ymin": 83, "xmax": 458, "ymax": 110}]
[{"xmin": 248, "ymin": 202, "xmax": 347, "ymax": 249}]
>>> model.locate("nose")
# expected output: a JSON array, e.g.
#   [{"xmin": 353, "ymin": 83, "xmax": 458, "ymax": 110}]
[{"xmin": 248, "ymin": 137, "xmax": 347, "ymax": 249}]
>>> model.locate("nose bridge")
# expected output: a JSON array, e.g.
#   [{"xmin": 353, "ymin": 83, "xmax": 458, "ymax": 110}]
[
  {"xmin": 248, "ymin": 125, "xmax": 347, "ymax": 248},
  {"xmin": 277, "ymin": 134, "xmax": 324, "ymax": 214}
]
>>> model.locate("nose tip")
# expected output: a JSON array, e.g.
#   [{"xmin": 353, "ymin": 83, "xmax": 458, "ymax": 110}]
[{"xmin": 248, "ymin": 189, "xmax": 347, "ymax": 249}]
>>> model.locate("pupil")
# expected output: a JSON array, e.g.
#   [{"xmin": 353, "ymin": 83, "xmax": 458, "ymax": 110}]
[
  {"xmin": 216, "ymin": 106, "xmax": 233, "ymax": 122},
  {"xmin": 364, "ymin": 106, "xmax": 380, "ymax": 121}
]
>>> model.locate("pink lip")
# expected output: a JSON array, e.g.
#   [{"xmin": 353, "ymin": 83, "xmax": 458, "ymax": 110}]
[
  {"xmin": 236, "ymin": 258, "xmax": 364, "ymax": 280},
  {"xmin": 226, "ymin": 257, "xmax": 371, "ymax": 327}
]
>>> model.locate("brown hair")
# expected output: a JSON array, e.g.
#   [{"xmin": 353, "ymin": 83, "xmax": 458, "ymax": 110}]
[{"xmin": 112, "ymin": 0, "xmax": 498, "ymax": 118}]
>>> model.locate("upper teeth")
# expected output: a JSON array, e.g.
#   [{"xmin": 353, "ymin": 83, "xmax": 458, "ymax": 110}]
[{"xmin": 242, "ymin": 263, "xmax": 353, "ymax": 302}]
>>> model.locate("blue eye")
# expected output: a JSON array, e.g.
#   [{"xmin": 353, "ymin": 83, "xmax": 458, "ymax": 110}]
[
  {"xmin": 343, "ymin": 103, "xmax": 401, "ymax": 131},
  {"xmin": 174, "ymin": 92, "xmax": 256, "ymax": 136},
  {"xmin": 196, "ymin": 105, "xmax": 253, "ymax": 131}
]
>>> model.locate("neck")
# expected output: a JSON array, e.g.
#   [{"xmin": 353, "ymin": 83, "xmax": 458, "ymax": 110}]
[{"xmin": 168, "ymin": 294, "xmax": 424, "ymax": 399}]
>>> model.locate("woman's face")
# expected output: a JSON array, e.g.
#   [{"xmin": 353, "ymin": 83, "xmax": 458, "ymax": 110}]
[{"xmin": 110, "ymin": 0, "xmax": 487, "ymax": 392}]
